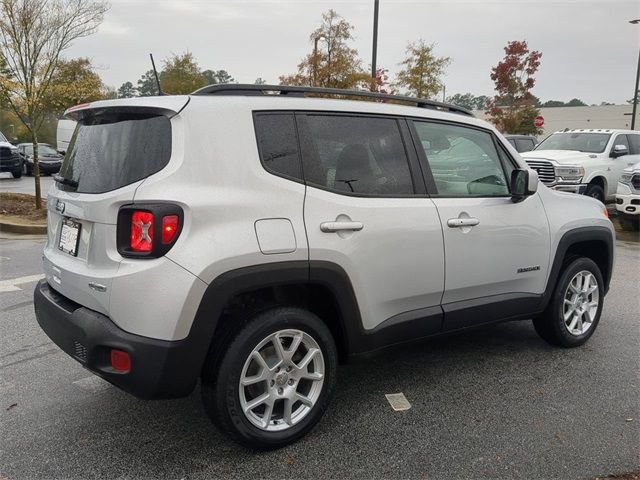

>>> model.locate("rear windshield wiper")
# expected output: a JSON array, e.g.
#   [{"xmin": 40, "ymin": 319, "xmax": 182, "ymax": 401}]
[{"xmin": 53, "ymin": 174, "xmax": 78, "ymax": 188}]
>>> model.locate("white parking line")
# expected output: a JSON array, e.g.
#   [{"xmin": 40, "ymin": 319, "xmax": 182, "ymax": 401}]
[{"xmin": 0, "ymin": 274, "xmax": 45, "ymax": 293}]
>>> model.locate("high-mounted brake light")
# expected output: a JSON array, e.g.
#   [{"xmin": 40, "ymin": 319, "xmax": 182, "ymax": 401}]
[
  {"xmin": 67, "ymin": 102, "xmax": 91, "ymax": 112},
  {"xmin": 130, "ymin": 211, "xmax": 154, "ymax": 252},
  {"xmin": 161, "ymin": 215, "xmax": 179, "ymax": 244}
]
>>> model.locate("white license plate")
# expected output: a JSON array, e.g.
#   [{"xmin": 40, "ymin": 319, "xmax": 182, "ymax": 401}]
[{"xmin": 58, "ymin": 218, "xmax": 81, "ymax": 256}]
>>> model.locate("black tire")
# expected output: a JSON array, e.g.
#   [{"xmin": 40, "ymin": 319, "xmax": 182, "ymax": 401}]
[
  {"xmin": 619, "ymin": 215, "xmax": 640, "ymax": 232},
  {"xmin": 201, "ymin": 306, "xmax": 338, "ymax": 450},
  {"xmin": 533, "ymin": 257, "xmax": 604, "ymax": 347},
  {"xmin": 11, "ymin": 167, "xmax": 22, "ymax": 179},
  {"xmin": 584, "ymin": 183, "xmax": 605, "ymax": 203}
]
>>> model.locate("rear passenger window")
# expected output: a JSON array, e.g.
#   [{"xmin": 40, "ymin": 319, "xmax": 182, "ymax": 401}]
[
  {"xmin": 254, "ymin": 113, "xmax": 302, "ymax": 181},
  {"xmin": 298, "ymin": 115, "xmax": 414, "ymax": 195}
]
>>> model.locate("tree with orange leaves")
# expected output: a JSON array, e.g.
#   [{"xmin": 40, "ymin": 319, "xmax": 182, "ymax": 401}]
[{"xmin": 486, "ymin": 40, "xmax": 542, "ymax": 135}]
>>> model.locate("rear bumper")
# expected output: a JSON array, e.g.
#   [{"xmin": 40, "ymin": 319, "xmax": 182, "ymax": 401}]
[{"xmin": 34, "ymin": 279, "xmax": 203, "ymax": 399}]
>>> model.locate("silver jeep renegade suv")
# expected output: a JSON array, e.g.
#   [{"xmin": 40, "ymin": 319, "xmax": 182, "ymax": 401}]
[{"xmin": 34, "ymin": 85, "xmax": 615, "ymax": 449}]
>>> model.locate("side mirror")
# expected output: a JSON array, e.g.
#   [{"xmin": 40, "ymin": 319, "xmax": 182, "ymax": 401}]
[
  {"xmin": 610, "ymin": 145, "xmax": 629, "ymax": 158},
  {"xmin": 511, "ymin": 169, "xmax": 538, "ymax": 203}
]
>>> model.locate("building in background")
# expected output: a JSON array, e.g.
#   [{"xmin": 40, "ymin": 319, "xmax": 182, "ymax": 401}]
[{"xmin": 474, "ymin": 104, "xmax": 636, "ymax": 139}]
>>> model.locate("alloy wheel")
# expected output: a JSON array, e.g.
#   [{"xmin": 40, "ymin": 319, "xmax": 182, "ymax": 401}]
[
  {"xmin": 239, "ymin": 329, "xmax": 325, "ymax": 432},
  {"xmin": 563, "ymin": 270, "xmax": 599, "ymax": 336}
]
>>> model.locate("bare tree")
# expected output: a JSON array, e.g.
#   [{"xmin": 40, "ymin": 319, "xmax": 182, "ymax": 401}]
[{"xmin": 0, "ymin": 0, "xmax": 109, "ymax": 208}]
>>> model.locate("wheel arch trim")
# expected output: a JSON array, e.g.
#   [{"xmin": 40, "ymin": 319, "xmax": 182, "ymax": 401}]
[{"xmin": 542, "ymin": 226, "xmax": 614, "ymax": 308}]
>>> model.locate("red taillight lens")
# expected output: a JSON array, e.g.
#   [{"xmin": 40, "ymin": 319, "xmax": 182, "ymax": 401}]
[
  {"xmin": 161, "ymin": 215, "xmax": 179, "ymax": 244},
  {"xmin": 110, "ymin": 349, "xmax": 131, "ymax": 373},
  {"xmin": 130, "ymin": 210, "xmax": 154, "ymax": 252}
]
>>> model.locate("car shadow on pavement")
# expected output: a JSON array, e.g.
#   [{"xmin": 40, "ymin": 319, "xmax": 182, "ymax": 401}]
[{"xmin": 22, "ymin": 318, "xmax": 576, "ymax": 478}]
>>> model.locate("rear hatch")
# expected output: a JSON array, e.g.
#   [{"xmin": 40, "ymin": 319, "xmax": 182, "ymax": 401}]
[{"xmin": 43, "ymin": 96, "xmax": 188, "ymax": 314}]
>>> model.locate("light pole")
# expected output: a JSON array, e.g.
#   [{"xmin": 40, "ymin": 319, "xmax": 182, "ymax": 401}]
[
  {"xmin": 630, "ymin": 19, "xmax": 640, "ymax": 130},
  {"xmin": 313, "ymin": 34, "xmax": 326, "ymax": 86},
  {"xmin": 371, "ymin": 0, "xmax": 379, "ymax": 81}
]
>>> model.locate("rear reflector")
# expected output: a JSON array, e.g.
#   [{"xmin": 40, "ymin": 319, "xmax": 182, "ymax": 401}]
[
  {"xmin": 110, "ymin": 349, "xmax": 131, "ymax": 373},
  {"xmin": 130, "ymin": 210, "xmax": 154, "ymax": 252},
  {"xmin": 161, "ymin": 215, "xmax": 179, "ymax": 244}
]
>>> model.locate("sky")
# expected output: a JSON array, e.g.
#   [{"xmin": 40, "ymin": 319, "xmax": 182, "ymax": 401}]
[{"xmin": 66, "ymin": 0, "xmax": 640, "ymax": 105}]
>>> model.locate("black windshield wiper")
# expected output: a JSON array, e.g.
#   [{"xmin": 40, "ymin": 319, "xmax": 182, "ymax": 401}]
[{"xmin": 53, "ymin": 174, "xmax": 78, "ymax": 188}]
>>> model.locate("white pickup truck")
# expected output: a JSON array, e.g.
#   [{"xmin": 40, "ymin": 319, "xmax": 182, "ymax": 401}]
[{"xmin": 522, "ymin": 129, "xmax": 640, "ymax": 203}]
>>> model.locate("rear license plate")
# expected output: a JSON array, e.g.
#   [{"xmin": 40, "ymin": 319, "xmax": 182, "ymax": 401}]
[{"xmin": 59, "ymin": 218, "xmax": 81, "ymax": 256}]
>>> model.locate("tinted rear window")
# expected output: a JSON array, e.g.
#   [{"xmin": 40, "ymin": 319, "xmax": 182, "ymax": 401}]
[{"xmin": 58, "ymin": 112, "xmax": 171, "ymax": 193}]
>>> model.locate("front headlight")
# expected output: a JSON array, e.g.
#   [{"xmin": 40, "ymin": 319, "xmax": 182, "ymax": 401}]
[
  {"xmin": 620, "ymin": 173, "xmax": 633, "ymax": 186},
  {"xmin": 555, "ymin": 165, "xmax": 584, "ymax": 183}
]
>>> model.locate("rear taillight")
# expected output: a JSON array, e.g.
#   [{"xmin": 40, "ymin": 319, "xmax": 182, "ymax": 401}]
[
  {"xmin": 130, "ymin": 210, "xmax": 154, "ymax": 252},
  {"xmin": 117, "ymin": 204, "xmax": 183, "ymax": 258},
  {"xmin": 161, "ymin": 215, "xmax": 179, "ymax": 244}
]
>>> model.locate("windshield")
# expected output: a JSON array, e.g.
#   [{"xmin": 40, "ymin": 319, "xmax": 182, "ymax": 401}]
[
  {"xmin": 58, "ymin": 112, "xmax": 171, "ymax": 194},
  {"xmin": 535, "ymin": 132, "xmax": 611, "ymax": 154},
  {"xmin": 0, "ymin": 131, "xmax": 7, "ymax": 142},
  {"xmin": 24, "ymin": 144, "xmax": 58, "ymax": 156}
]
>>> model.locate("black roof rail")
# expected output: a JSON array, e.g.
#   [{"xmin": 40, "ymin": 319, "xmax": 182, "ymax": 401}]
[{"xmin": 191, "ymin": 84, "xmax": 473, "ymax": 116}]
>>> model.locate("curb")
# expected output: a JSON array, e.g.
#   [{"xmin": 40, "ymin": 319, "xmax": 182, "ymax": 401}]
[{"xmin": 0, "ymin": 221, "xmax": 47, "ymax": 235}]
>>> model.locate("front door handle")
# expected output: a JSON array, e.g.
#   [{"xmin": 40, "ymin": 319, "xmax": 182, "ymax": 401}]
[
  {"xmin": 447, "ymin": 218, "xmax": 480, "ymax": 228},
  {"xmin": 320, "ymin": 221, "xmax": 364, "ymax": 233}
]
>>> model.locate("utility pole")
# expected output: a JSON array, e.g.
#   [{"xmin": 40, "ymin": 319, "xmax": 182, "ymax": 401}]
[
  {"xmin": 631, "ymin": 19, "xmax": 640, "ymax": 130},
  {"xmin": 371, "ymin": 0, "xmax": 379, "ymax": 82},
  {"xmin": 313, "ymin": 35, "xmax": 325, "ymax": 86}
]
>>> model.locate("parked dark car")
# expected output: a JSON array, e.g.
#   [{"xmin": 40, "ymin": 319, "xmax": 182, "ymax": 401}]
[
  {"xmin": 505, "ymin": 134, "xmax": 538, "ymax": 153},
  {"xmin": 17, "ymin": 143, "xmax": 63, "ymax": 176},
  {"xmin": 0, "ymin": 130, "xmax": 22, "ymax": 178}
]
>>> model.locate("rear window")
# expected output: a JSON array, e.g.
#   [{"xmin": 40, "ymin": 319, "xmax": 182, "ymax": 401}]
[{"xmin": 58, "ymin": 112, "xmax": 171, "ymax": 193}]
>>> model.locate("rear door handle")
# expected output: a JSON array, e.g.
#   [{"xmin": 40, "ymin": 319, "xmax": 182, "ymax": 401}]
[
  {"xmin": 320, "ymin": 221, "xmax": 364, "ymax": 233},
  {"xmin": 447, "ymin": 218, "xmax": 480, "ymax": 228}
]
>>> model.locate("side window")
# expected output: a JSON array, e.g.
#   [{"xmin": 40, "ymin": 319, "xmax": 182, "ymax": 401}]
[
  {"xmin": 413, "ymin": 121, "xmax": 511, "ymax": 197},
  {"xmin": 299, "ymin": 115, "xmax": 414, "ymax": 195},
  {"xmin": 253, "ymin": 113, "xmax": 302, "ymax": 181},
  {"xmin": 628, "ymin": 134, "xmax": 640, "ymax": 155},
  {"xmin": 515, "ymin": 138, "xmax": 535, "ymax": 152},
  {"xmin": 613, "ymin": 134, "xmax": 630, "ymax": 153}
]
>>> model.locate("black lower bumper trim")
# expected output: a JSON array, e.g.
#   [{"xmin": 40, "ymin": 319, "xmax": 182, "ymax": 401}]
[{"xmin": 34, "ymin": 279, "xmax": 201, "ymax": 399}]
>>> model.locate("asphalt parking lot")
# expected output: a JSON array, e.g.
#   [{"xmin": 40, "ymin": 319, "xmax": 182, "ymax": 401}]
[
  {"xmin": 0, "ymin": 237, "xmax": 638, "ymax": 479},
  {"xmin": 0, "ymin": 172, "xmax": 55, "ymax": 195}
]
